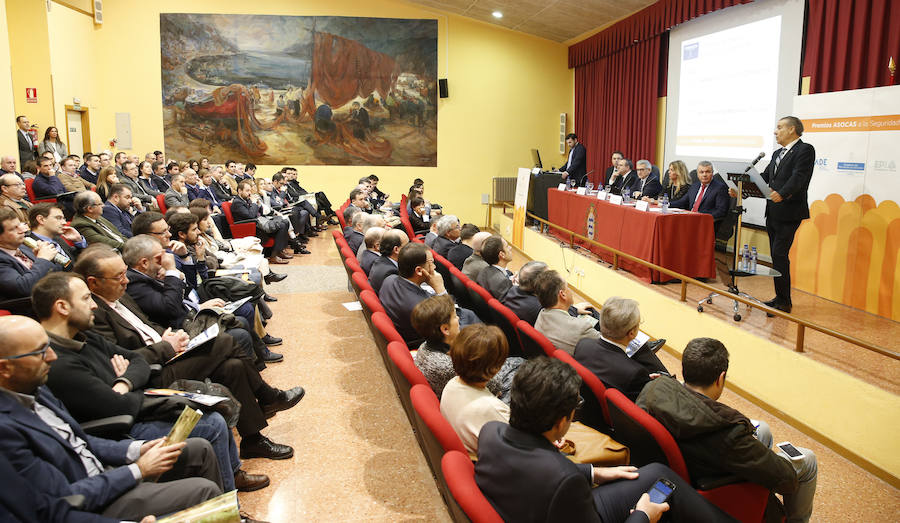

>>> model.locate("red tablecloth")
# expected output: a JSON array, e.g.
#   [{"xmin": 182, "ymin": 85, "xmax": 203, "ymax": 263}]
[{"xmin": 547, "ymin": 189, "xmax": 716, "ymax": 282}]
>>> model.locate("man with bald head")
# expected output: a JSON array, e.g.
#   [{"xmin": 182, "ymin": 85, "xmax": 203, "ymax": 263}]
[
  {"xmin": 0, "ymin": 314, "xmax": 222, "ymax": 519},
  {"xmin": 0, "ymin": 173, "xmax": 32, "ymax": 223},
  {"xmin": 462, "ymin": 231, "xmax": 492, "ymax": 280},
  {"xmin": 359, "ymin": 226, "xmax": 384, "ymax": 275},
  {"xmin": 1, "ymin": 155, "xmax": 23, "ymax": 179}
]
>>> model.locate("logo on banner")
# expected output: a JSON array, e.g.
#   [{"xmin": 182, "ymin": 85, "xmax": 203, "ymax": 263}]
[
  {"xmin": 873, "ymin": 160, "xmax": 896, "ymax": 173},
  {"xmin": 836, "ymin": 162, "xmax": 865, "ymax": 172},
  {"xmin": 586, "ymin": 205, "xmax": 596, "ymax": 240}
]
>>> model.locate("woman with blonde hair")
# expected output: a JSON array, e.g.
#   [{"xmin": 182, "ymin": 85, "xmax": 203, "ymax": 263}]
[
  {"xmin": 95, "ymin": 166, "xmax": 120, "ymax": 201},
  {"xmin": 643, "ymin": 160, "xmax": 691, "ymax": 204}
]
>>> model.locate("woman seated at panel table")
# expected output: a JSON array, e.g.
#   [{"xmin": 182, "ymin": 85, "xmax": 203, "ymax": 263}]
[{"xmin": 642, "ymin": 160, "xmax": 691, "ymax": 204}]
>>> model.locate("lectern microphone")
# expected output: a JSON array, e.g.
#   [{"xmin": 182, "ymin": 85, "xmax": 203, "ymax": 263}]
[{"xmin": 744, "ymin": 152, "xmax": 766, "ymax": 172}]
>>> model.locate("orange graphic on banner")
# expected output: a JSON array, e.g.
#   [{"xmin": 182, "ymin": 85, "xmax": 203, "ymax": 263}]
[
  {"xmin": 790, "ymin": 194, "xmax": 900, "ymax": 321},
  {"xmin": 804, "ymin": 115, "xmax": 900, "ymax": 132}
]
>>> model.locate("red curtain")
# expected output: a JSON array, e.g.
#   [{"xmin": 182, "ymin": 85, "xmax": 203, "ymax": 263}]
[
  {"xmin": 802, "ymin": 0, "xmax": 900, "ymax": 93},
  {"xmin": 576, "ymin": 35, "xmax": 663, "ymax": 188}
]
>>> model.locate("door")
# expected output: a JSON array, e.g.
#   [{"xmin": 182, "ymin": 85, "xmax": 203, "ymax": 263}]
[{"xmin": 66, "ymin": 110, "xmax": 83, "ymax": 157}]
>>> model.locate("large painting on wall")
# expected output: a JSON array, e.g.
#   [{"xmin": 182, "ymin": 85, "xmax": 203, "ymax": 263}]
[{"xmin": 160, "ymin": 14, "xmax": 437, "ymax": 166}]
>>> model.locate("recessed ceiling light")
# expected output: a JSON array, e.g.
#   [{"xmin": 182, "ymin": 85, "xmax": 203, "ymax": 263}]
[{"xmin": 492, "ymin": 11, "xmax": 503, "ymax": 19}]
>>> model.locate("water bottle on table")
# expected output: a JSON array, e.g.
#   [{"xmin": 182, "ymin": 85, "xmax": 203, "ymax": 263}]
[
  {"xmin": 750, "ymin": 247, "xmax": 758, "ymax": 273},
  {"xmin": 660, "ymin": 194, "xmax": 669, "ymax": 214}
]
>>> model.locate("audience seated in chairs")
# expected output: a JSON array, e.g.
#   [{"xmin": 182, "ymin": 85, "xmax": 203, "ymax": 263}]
[
  {"xmin": 407, "ymin": 196, "xmax": 430, "ymax": 235},
  {"xmin": 231, "ymin": 179, "xmax": 294, "ymax": 264},
  {"xmin": 355, "ymin": 213, "xmax": 387, "ymax": 257},
  {"xmin": 369, "ymin": 229, "xmax": 408, "ymax": 294},
  {"xmin": 573, "ymin": 296, "xmax": 669, "ymax": 402},
  {"xmin": 461, "ymin": 231, "xmax": 492, "ymax": 280},
  {"xmin": 378, "ymin": 242, "xmax": 480, "ymax": 349},
  {"xmin": 0, "ymin": 172, "xmax": 32, "ymax": 223},
  {"xmin": 164, "ymin": 173, "xmax": 191, "ymax": 210},
  {"xmin": 359, "ymin": 226, "xmax": 384, "ymax": 275},
  {"xmin": 0, "ymin": 315, "xmax": 223, "ymax": 520},
  {"xmin": 533, "ymin": 269, "xmax": 601, "ymax": 354},
  {"xmin": 475, "ymin": 235, "xmax": 514, "ymax": 300},
  {"xmin": 431, "ymin": 214, "xmax": 460, "ymax": 259},
  {"xmin": 344, "ymin": 209, "xmax": 366, "ymax": 254},
  {"xmin": 412, "ymin": 296, "xmax": 521, "ymax": 403},
  {"xmin": 474, "ymin": 357, "xmax": 735, "ymax": 523},
  {"xmin": 446, "ymin": 223, "xmax": 479, "ymax": 270},
  {"xmin": 500, "ymin": 260, "xmax": 548, "ymax": 326},
  {"xmin": 27, "ymin": 203, "xmax": 86, "ymax": 266},
  {"xmin": 0, "ymin": 207, "xmax": 65, "ymax": 308},
  {"xmin": 101, "ymin": 183, "xmax": 143, "ymax": 238},
  {"xmin": 638, "ymin": 337, "xmax": 818, "ymax": 522},
  {"xmin": 71, "ymin": 191, "xmax": 126, "ymax": 251}
]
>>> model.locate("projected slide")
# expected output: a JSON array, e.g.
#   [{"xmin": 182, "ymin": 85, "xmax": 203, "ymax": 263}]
[{"xmin": 675, "ymin": 16, "xmax": 781, "ymax": 160}]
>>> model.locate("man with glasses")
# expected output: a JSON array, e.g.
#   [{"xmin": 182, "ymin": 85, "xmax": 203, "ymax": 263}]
[
  {"xmin": 28, "ymin": 202, "xmax": 87, "ymax": 265},
  {"xmin": 627, "ymin": 159, "xmax": 662, "ymax": 200},
  {"xmin": 0, "ymin": 314, "xmax": 223, "ymax": 519},
  {"xmin": 70, "ymin": 191, "xmax": 125, "ymax": 250},
  {"xmin": 0, "ymin": 207, "xmax": 64, "ymax": 306},
  {"xmin": 0, "ymin": 173, "xmax": 32, "ymax": 223}
]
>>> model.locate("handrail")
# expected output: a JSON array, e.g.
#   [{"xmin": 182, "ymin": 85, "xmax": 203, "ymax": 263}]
[{"xmin": 490, "ymin": 201, "xmax": 899, "ymax": 361}]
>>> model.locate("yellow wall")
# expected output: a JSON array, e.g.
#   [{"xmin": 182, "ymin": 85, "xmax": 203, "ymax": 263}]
[
  {"xmin": 34, "ymin": 0, "xmax": 574, "ymax": 227},
  {"xmin": 0, "ymin": 0, "xmax": 18, "ymax": 155},
  {"xmin": 6, "ymin": 0, "xmax": 55, "ymax": 134},
  {"xmin": 493, "ymin": 210, "xmax": 900, "ymax": 486}
]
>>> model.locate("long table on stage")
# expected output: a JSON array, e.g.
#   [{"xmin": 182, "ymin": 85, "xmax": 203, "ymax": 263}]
[{"xmin": 547, "ymin": 188, "xmax": 716, "ymax": 283}]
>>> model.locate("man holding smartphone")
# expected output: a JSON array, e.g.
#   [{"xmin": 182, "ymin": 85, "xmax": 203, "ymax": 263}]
[{"xmin": 638, "ymin": 338, "xmax": 818, "ymax": 522}]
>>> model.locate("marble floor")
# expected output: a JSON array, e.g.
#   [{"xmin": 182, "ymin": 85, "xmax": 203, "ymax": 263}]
[{"xmin": 234, "ymin": 226, "xmax": 898, "ymax": 522}]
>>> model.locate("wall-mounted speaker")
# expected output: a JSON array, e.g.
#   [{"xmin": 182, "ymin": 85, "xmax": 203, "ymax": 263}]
[
  {"xmin": 93, "ymin": 0, "xmax": 103, "ymax": 24},
  {"xmin": 559, "ymin": 113, "xmax": 567, "ymax": 154},
  {"xmin": 438, "ymin": 78, "xmax": 448, "ymax": 98}
]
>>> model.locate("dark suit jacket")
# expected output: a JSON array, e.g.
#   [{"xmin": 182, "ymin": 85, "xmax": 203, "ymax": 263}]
[
  {"xmin": 432, "ymin": 235, "xmax": 457, "ymax": 259},
  {"xmin": 573, "ymin": 337, "xmax": 651, "ymax": 401},
  {"xmin": 476, "ymin": 265, "xmax": 513, "ymax": 300},
  {"xmin": 79, "ymin": 169, "xmax": 99, "ymax": 185},
  {"xmin": 408, "ymin": 211, "xmax": 429, "ymax": 234},
  {"xmin": 210, "ymin": 180, "xmax": 233, "ymax": 202},
  {"xmin": 378, "ymin": 274, "xmax": 430, "ymax": 347},
  {"xmin": 627, "ymin": 173, "xmax": 663, "ymax": 199},
  {"xmin": 230, "ymin": 196, "xmax": 260, "ymax": 222},
  {"xmin": 101, "ymin": 201, "xmax": 134, "ymax": 238},
  {"xmin": 759, "ymin": 140, "xmax": 815, "ymax": 222},
  {"xmin": 46, "ymin": 331, "xmax": 151, "ymax": 422},
  {"xmin": 126, "ymin": 268, "xmax": 189, "ymax": 328},
  {"xmin": 186, "ymin": 184, "xmax": 202, "ymax": 202},
  {"xmin": 70, "ymin": 215, "xmax": 126, "ymax": 250},
  {"xmin": 561, "ymin": 142, "xmax": 587, "ymax": 183},
  {"xmin": 151, "ymin": 175, "xmax": 170, "ymax": 192},
  {"xmin": 476, "ymin": 421, "xmax": 647, "ymax": 523},
  {"xmin": 197, "ymin": 186, "xmax": 222, "ymax": 208},
  {"xmin": 603, "ymin": 165, "xmax": 616, "ymax": 186},
  {"xmin": 137, "ymin": 176, "xmax": 162, "ymax": 196},
  {"xmin": 501, "ymin": 286, "xmax": 542, "ymax": 325},
  {"xmin": 359, "ymin": 249, "xmax": 380, "ymax": 275},
  {"xmin": 32, "ymin": 173, "xmax": 67, "ymax": 198},
  {"xmin": 0, "ymin": 387, "xmax": 137, "ymax": 512},
  {"xmin": 345, "ymin": 229, "xmax": 364, "ymax": 254},
  {"xmin": 91, "ymin": 293, "xmax": 176, "ymax": 363},
  {"xmin": 0, "ymin": 244, "xmax": 62, "ymax": 298},
  {"xmin": 670, "ymin": 176, "xmax": 730, "ymax": 221},
  {"xmin": 447, "ymin": 243, "xmax": 473, "ymax": 270},
  {"xmin": 609, "ymin": 170, "xmax": 636, "ymax": 195},
  {"xmin": 369, "ymin": 256, "xmax": 398, "ymax": 294},
  {"xmin": 119, "ymin": 176, "xmax": 154, "ymax": 204},
  {"xmin": 18, "ymin": 129, "xmax": 37, "ymax": 166}
]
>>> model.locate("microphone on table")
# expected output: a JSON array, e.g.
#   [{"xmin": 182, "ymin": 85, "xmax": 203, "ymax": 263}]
[{"xmin": 744, "ymin": 152, "xmax": 766, "ymax": 172}]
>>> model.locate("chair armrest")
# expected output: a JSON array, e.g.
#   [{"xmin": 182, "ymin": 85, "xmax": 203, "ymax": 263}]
[
  {"xmin": 80, "ymin": 415, "xmax": 135, "ymax": 437},
  {"xmin": 695, "ymin": 474, "xmax": 747, "ymax": 490},
  {"xmin": 62, "ymin": 494, "xmax": 85, "ymax": 509}
]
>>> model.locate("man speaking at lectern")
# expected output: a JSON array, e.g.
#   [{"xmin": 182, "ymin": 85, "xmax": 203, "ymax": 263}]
[
  {"xmin": 559, "ymin": 133, "xmax": 587, "ymax": 186},
  {"xmin": 759, "ymin": 116, "xmax": 815, "ymax": 314}
]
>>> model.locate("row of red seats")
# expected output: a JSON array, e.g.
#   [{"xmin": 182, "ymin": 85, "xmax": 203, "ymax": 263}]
[{"xmin": 333, "ymin": 229, "xmax": 769, "ymax": 522}]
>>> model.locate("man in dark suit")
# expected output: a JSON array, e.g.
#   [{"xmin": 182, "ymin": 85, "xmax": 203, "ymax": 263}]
[
  {"xmin": 500, "ymin": 260, "xmax": 547, "ymax": 325},
  {"xmin": 431, "ymin": 214, "xmax": 460, "ymax": 259},
  {"xmin": 573, "ymin": 297, "xmax": 669, "ymax": 404},
  {"xmin": 79, "ymin": 154, "xmax": 101, "ymax": 185},
  {"xmin": 407, "ymin": 196, "xmax": 430, "ymax": 234},
  {"xmin": 670, "ymin": 161, "xmax": 730, "ymax": 221},
  {"xmin": 231, "ymin": 179, "xmax": 292, "ymax": 264},
  {"xmin": 101, "ymin": 184, "xmax": 138, "ymax": 238},
  {"xmin": 475, "ymin": 235, "xmax": 514, "ymax": 300},
  {"xmin": 16, "ymin": 116, "xmax": 37, "ymax": 167},
  {"xmin": 196, "ymin": 169, "xmax": 223, "ymax": 209},
  {"xmin": 758, "ymin": 116, "xmax": 815, "ymax": 313},
  {"xmin": 626, "ymin": 159, "xmax": 663, "ymax": 200},
  {"xmin": 0, "ymin": 207, "xmax": 64, "ymax": 306},
  {"xmin": 209, "ymin": 168, "xmax": 233, "ymax": 202},
  {"xmin": 0, "ymin": 314, "xmax": 222, "ymax": 520},
  {"xmin": 28, "ymin": 202, "xmax": 87, "ymax": 267},
  {"xmin": 344, "ymin": 210, "xmax": 366, "ymax": 254},
  {"xmin": 607, "ymin": 158, "xmax": 637, "ymax": 195},
  {"xmin": 359, "ymin": 227, "xmax": 383, "ymax": 275},
  {"xmin": 32, "ymin": 157, "xmax": 69, "ymax": 199},
  {"xmin": 559, "ymin": 133, "xmax": 587, "ymax": 186},
  {"xmin": 475, "ymin": 357, "xmax": 731, "ymax": 523},
  {"xmin": 603, "ymin": 150, "xmax": 624, "ymax": 187},
  {"xmin": 447, "ymin": 224, "xmax": 479, "ymax": 270},
  {"xmin": 370, "ymin": 229, "xmax": 407, "ymax": 294}
]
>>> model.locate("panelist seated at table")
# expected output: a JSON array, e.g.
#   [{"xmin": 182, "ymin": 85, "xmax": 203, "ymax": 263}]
[
  {"xmin": 670, "ymin": 161, "xmax": 730, "ymax": 221},
  {"xmin": 643, "ymin": 160, "xmax": 691, "ymax": 204},
  {"xmin": 626, "ymin": 159, "xmax": 662, "ymax": 200},
  {"xmin": 603, "ymin": 151, "xmax": 624, "ymax": 187},
  {"xmin": 606, "ymin": 158, "xmax": 636, "ymax": 196}
]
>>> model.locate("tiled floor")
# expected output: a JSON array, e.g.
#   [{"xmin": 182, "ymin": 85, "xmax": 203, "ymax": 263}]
[{"xmin": 236, "ymin": 228, "xmax": 898, "ymax": 522}]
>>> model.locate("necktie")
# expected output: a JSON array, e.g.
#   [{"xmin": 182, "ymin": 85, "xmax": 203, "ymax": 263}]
[
  {"xmin": 13, "ymin": 249, "xmax": 33, "ymax": 270},
  {"xmin": 774, "ymin": 148, "xmax": 786, "ymax": 170},
  {"xmin": 691, "ymin": 184, "xmax": 708, "ymax": 212}
]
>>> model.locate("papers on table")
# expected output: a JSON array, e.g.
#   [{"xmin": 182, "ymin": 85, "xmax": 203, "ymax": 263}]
[{"xmin": 342, "ymin": 301, "xmax": 363, "ymax": 311}]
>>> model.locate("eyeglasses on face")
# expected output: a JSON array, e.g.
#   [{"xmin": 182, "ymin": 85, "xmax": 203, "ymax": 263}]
[{"xmin": 1, "ymin": 342, "xmax": 52, "ymax": 361}]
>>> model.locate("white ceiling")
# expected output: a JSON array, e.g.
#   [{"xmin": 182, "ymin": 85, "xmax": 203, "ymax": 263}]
[{"xmin": 404, "ymin": 0, "xmax": 658, "ymax": 43}]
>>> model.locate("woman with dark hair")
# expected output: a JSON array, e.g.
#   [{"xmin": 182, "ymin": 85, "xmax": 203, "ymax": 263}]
[
  {"xmin": 137, "ymin": 160, "xmax": 162, "ymax": 195},
  {"xmin": 95, "ymin": 166, "xmax": 120, "ymax": 201},
  {"xmin": 37, "ymin": 126, "xmax": 67, "ymax": 162},
  {"xmin": 188, "ymin": 159, "xmax": 200, "ymax": 172}
]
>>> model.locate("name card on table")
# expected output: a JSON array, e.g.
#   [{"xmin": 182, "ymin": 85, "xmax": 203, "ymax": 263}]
[
  {"xmin": 635, "ymin": 200, "xmax": 650, "ymax": 212},
  {"xmin": 532, "ymin": 167, "xmax": 541, "ymax": 175},
  {"xmin": 557, "ymin": 183, "xmax": 567, "ymax": 191},
  {"xmin": 597, "ymin": 190, "xmax": 607, "ymax": 200},
  {"xmin": 576, "ymin": 187, "xmax": 587, "ymax": 195},
  {"xmin": 608, "ymin": 194, "xmax": 623, "ymax": 205}
]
